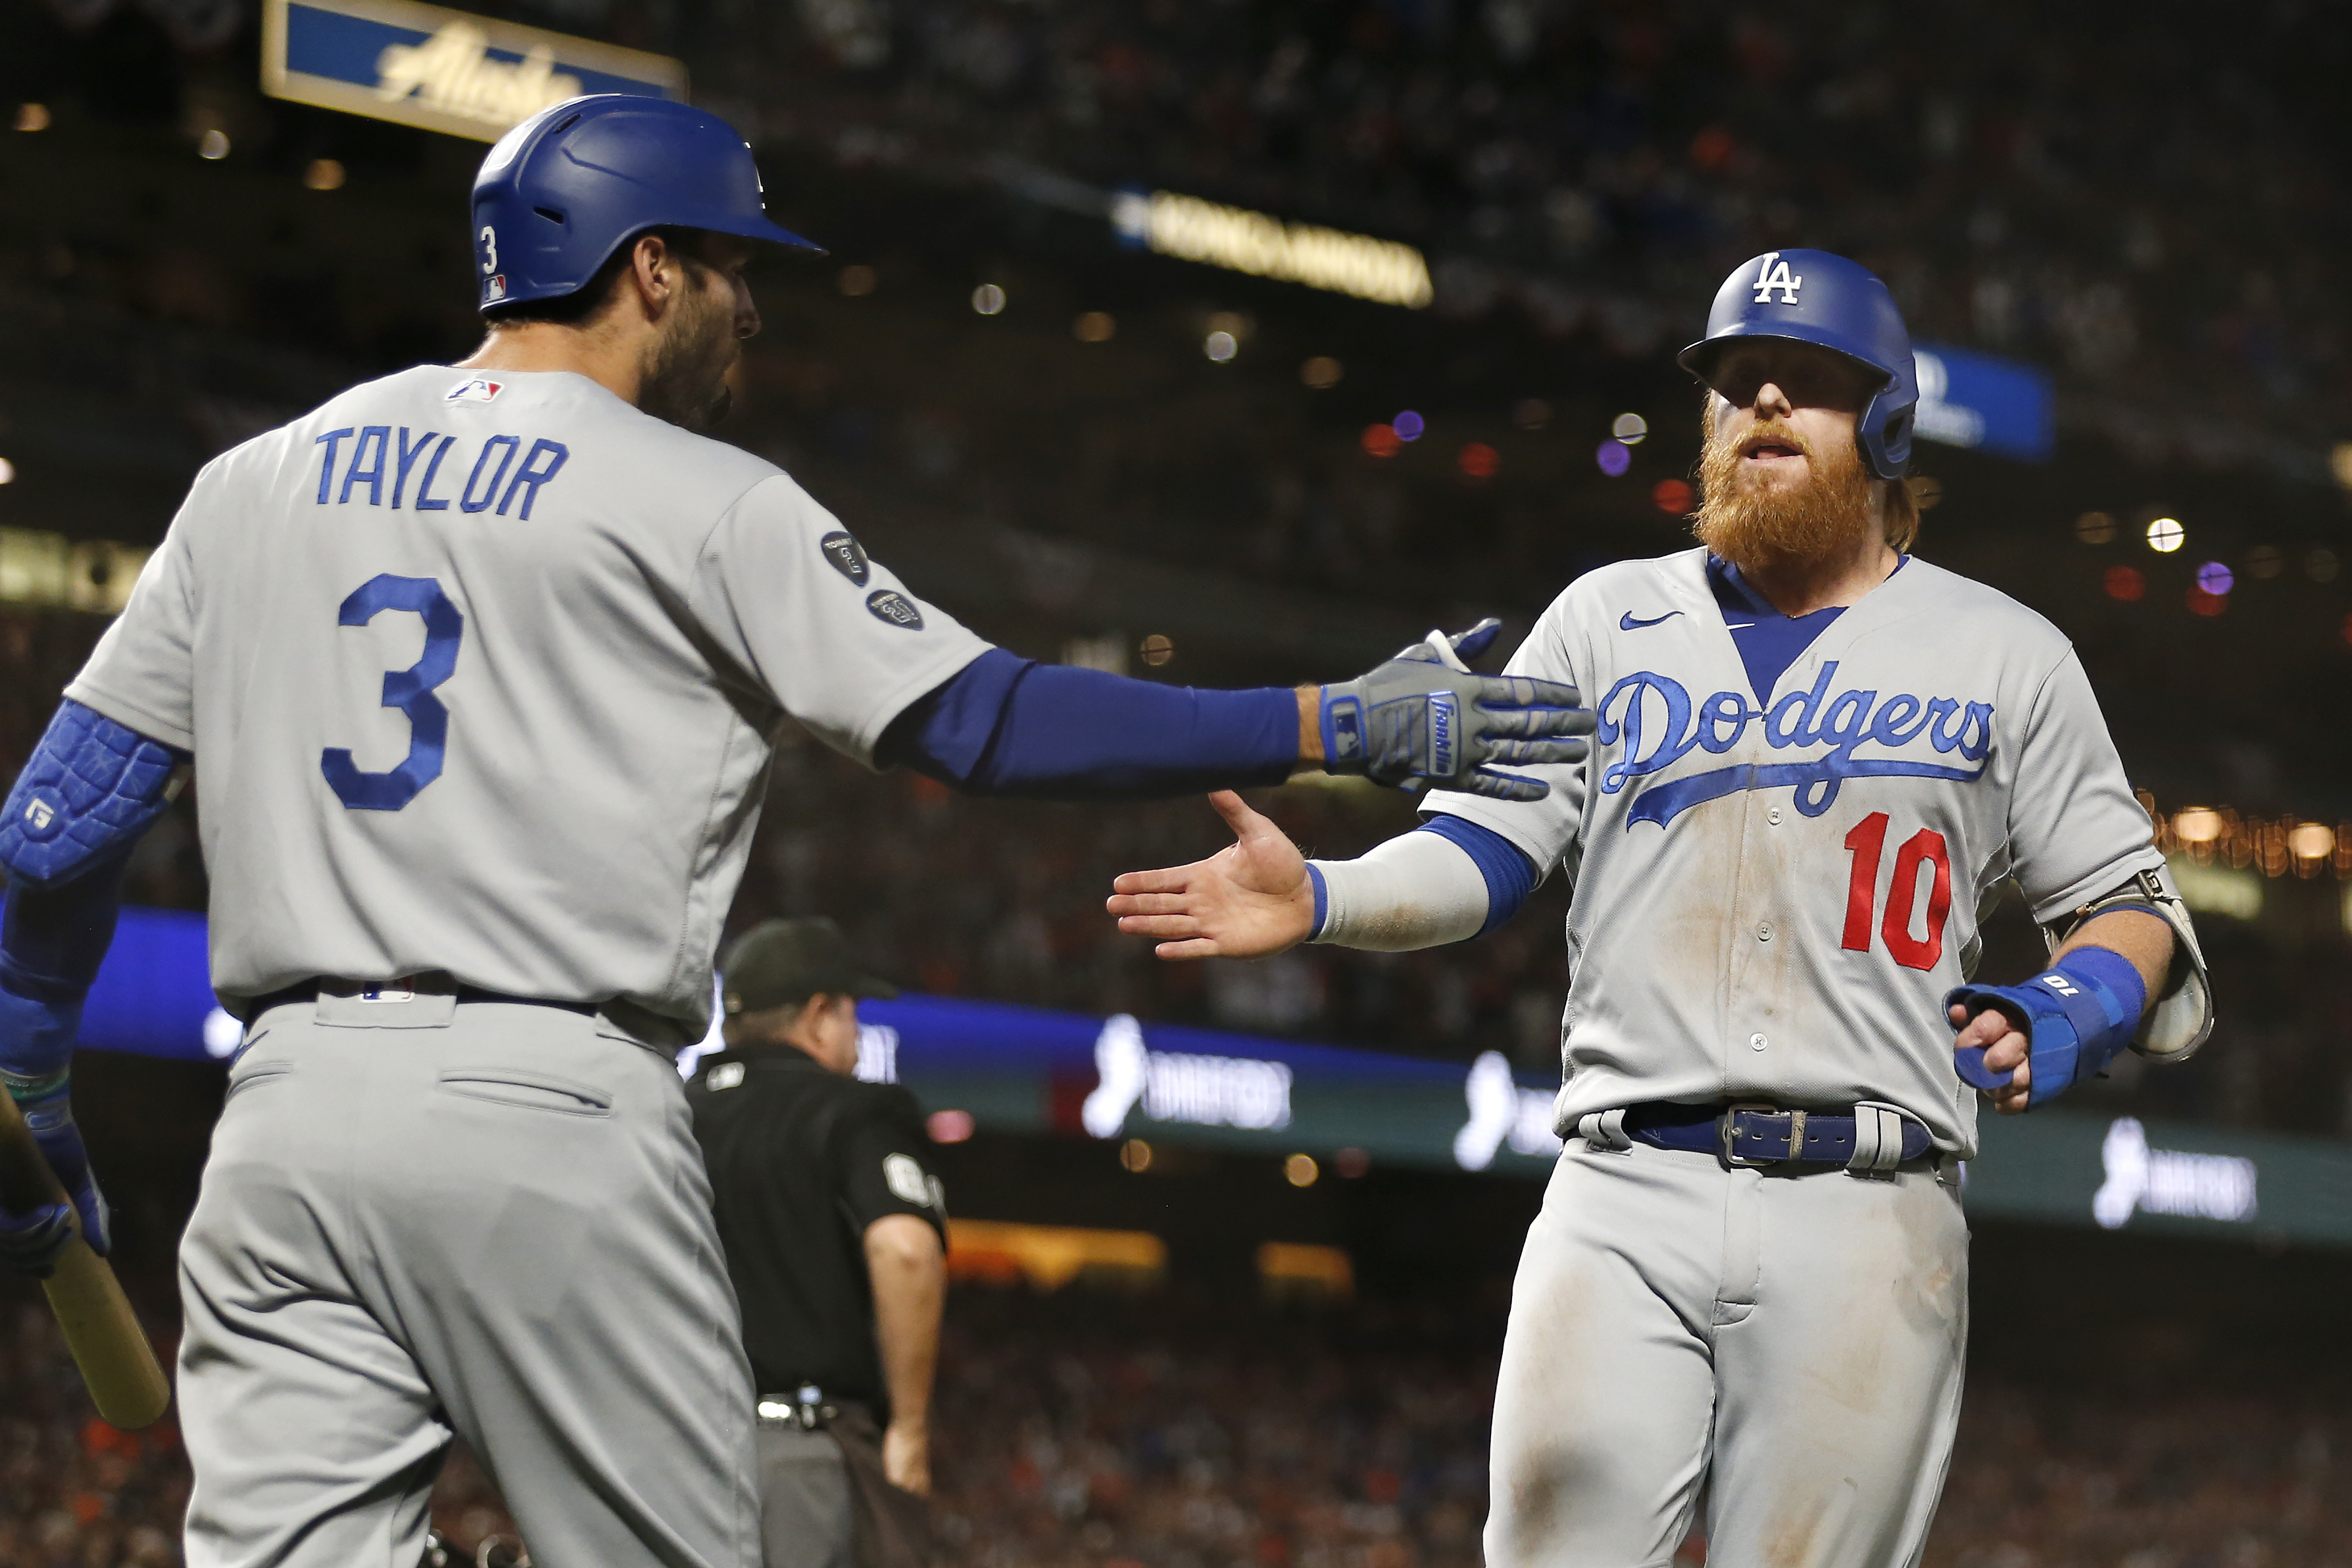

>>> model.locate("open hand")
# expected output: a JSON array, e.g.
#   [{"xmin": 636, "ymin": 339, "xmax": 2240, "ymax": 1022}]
[
  {"xmin": 1106, "ymin": 792, "xmax": 1316, "ymax": 960},
  {"xmin": 1951, "ymin": 1002, "xmax": 2032, "ymax": 1115}
]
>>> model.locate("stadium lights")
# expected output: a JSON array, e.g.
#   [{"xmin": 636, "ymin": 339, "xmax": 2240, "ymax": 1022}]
[
  {"xmin": 2145, "ymin": 516, "xmax": 2184, "ymax": 552},
  {"xmin": 2074, "ymin": 511, "xmax": 2117, "ymax": 544},
  {"xmin": 1299, "ymin": 356, "xmax": 1342, "ymax": 389},
  {"xmin": 1392, "ymin": 410, "xmax": 1424, "ymax": 441},
  {"xmin": 1612, "ymin": 412, "xmax": 1649, "ymax": 444},
  {"xmin": 14, "ymin": 103, "xmax": 49, "ymax": 132},
  {"xmin": 1596, "ymin": 439, "xmax": 1632, "ymax": 477},
  {"xmin": 198, "ymin": 128, "xmax": 230, "ymax": 159},
  {"xmin": 304, "ymin": 158, "xmax": 345, "ymax": 191},
  {"xmin": 1111, "ymin": 189, "xmax": 1434, "ymax": 309},
  {"xmin": 970, "ymin": 283, "xmax": 1006, "ymax": 316},
  {"xmin": 1073, "ymin": 311, "xmax": 1114, "ymax": 343},
  {"xmin": 1202, "ymin": 330, "xmax": 1237, "ymax": 362},
  {"xmin": 0, "ymin": 457, "xmax": 14, "ymax": 484}
]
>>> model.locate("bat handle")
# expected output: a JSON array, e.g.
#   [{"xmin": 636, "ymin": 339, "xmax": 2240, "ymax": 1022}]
[{"xmin": 43, "ymin": 1235, "xmax": 172, "ymax": 1429}]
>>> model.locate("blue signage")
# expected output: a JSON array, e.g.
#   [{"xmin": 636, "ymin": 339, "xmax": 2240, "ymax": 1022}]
[{"xmin": 1913, "ymin": 343, "xmax": 2055, "ymax": 463}]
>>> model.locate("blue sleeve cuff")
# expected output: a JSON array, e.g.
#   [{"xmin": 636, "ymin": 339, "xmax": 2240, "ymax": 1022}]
[
  {"xmin": 1415, "ymin": 815, "xmax": 1538, "ymax": 936},
  {"xmin": 1947, "ymin": 944, "xmax": 2147, "ymax": 1108},
  {"xmin": 1306, "ymin": 864, "xmax": 1329, "ymax": 939},
  {"xmin": 883, "ymin": 648, "xmax": 1300, "ymax": 800}
]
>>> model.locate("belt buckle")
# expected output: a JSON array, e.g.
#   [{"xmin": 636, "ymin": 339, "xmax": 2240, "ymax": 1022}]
[{"xmin": 1720, "ymin": 1102, "xmax": 1784, "ymax": 1168}]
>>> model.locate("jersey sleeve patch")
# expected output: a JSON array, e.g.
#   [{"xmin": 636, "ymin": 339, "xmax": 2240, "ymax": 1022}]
[{"xmin": 0, "ymin": 702, "xmax": 187, "ymax": 891}]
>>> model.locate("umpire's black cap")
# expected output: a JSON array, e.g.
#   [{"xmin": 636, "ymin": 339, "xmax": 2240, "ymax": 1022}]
[{"xmin": 719, "ymin": 918, "xmax": 898, "ymax": 1016}]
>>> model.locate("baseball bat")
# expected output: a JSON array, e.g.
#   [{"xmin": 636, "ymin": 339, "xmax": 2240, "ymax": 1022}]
[{"xmin": 0, "ymin": 1089, "xmax": 172, "ymax": 1429}]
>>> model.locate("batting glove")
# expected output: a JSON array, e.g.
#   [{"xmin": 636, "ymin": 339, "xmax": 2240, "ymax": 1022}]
[
  {"xmin": 1, "ymin": 983, "xmax": 110, "ymax": 1279},
  {"xmin": 1320, "ymin": 619, "xmax": 1593, "ymax": 802}
]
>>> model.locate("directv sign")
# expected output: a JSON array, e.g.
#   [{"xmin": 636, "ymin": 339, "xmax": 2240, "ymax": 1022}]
[
  {"xmin": 260, "ymin": 0, "xmax": 687, "ymax": 141},
  {"xmin": 1913, "ymin": 341, "xmax": 2055, "ymax": 463}
]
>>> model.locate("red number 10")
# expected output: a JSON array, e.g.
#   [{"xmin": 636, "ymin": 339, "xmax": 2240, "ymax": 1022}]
[{"xmin": 1841, "ymin": 812, "xmax": 1953, "ymax": 970}]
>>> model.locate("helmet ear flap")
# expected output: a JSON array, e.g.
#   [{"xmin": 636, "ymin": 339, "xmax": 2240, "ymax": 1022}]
[{"xmin": 1859, "ymin": 392, "xmax": 1913, "ymax": 481}]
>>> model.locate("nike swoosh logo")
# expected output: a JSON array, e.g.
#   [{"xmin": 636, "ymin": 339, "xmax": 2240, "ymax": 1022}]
[{"xmin": 1619, "ymin": 610, "xmax": 1684, "ymax": 630}]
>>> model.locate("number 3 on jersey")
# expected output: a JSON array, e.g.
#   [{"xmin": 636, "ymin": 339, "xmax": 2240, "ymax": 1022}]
[
  {"xmin": 321, "ymin": 574, "xmax": 462, "ymax": 811},
  {"xmin": 1842, "ymin": 812, "xmax": 1952, "ymax": 969}
]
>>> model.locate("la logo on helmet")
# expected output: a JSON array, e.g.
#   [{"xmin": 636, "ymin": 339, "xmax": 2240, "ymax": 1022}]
[{"xmin": 1752, "ymin": 252, "xmax": 1803, "ymax": 305}]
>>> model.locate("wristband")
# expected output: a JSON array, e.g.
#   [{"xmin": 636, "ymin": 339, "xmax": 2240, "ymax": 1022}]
[{"xmin": 1947, "ymin": 946, "xmax": 2146, "ymax": 1108}]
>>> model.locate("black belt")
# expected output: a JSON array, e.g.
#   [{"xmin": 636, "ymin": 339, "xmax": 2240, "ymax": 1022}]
[
  {"xmin": 1620, "ymin": 1100, "xmax": 1934, "ymax": 1169},
  {"xmin": 246, "ymin": 979, "xmax": 600, "ymax": 1018}
]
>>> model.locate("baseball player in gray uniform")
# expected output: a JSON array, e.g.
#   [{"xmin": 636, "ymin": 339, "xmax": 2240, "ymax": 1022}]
[
  {"xmin": 0, "ymin": 97, "xmax": 1593, "ymax": 1568},
  {"xmin": 1108, "ymin": 250, "xmax": 2213, "ymax": 1567}
]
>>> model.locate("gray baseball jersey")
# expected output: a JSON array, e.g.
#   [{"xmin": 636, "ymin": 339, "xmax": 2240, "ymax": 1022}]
[
  {"xmin": 1425, "ymin": 546, "xmax": 2161, "ymax": 1155},
  {"xmin": 67, "ymin": 365, "xmax": 987, "ymax": 1033}
]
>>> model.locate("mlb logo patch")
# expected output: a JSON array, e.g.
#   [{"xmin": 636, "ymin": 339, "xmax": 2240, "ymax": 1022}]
[
  {"xmin": 446, "ymin": 378, "xmax": 504, "ymax": 404},
  {"xmin": 483, "ymin": 273, "xmax": 508, "ymax": 303}
]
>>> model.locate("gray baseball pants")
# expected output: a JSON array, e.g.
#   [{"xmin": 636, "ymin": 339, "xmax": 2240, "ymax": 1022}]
[
  {"xmin": 177, "ymin": 990, "xmax": 762, "ymax": 1568},
  {"xmin": 1486, "ymin": 1138, "xmax": 1968, "ymax": 1568}
]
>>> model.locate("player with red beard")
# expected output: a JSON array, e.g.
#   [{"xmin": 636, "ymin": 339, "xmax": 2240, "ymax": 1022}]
[{"xmin": 1107, "ymin": 251, "xmax": 2210, "ymax": 1566}]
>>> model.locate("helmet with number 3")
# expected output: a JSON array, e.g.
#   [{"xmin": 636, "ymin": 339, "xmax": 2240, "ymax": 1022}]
[
  {"xmin": 1677, "ymin": 249, "xmax": 1918, "ymax": 481},
  {"xmin": 470, "ymin": 94, "xmax": 825, "ymax": 314}
]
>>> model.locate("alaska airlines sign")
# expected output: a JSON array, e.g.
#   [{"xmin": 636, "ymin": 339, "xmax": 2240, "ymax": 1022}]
[
  {"xmin": 261, "ymin": 0, "xmax": 687, "ymax": 142},
  {"xmin": 1596, "ymin": 662, "xmax": 1994, "ymax": 826}
]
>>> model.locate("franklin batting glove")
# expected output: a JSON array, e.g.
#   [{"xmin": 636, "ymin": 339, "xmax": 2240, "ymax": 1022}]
[{"xmin": 1320, "ymin": 619, "xmax": 1594, "ymax": 802}]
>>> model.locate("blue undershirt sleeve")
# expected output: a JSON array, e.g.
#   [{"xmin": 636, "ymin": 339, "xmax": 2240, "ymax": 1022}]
[
  {"xmin": 880, "ymin": 648, "xmax": 1300, "ymax": 800},
  {"xmin": 1414, "ymin": 814, "xmax": 1539, "ymax": 935}
]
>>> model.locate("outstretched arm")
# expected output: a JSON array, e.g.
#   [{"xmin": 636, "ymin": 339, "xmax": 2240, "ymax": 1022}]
[
  {"xmin": 1107, "ymin": 791, "xmax": 1536, "ymax": 960},
  {"xmin": 881, "ymin": 622, "xmax": 1592, "ymax": 804}
]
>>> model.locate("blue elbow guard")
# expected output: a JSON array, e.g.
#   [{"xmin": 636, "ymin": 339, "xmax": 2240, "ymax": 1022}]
[
  {"xmin": 1947, "ymin": 946, "xmax": 2147, "ymax": 1108},
  {"xmin": 0, "ymin": 702, "xmax": 184, "ymax": 891}
]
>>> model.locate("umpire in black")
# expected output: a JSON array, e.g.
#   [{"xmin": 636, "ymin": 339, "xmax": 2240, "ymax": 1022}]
[{"xmin": 689, "ymin": 918, "xmax": 947, "ymax": 1568}]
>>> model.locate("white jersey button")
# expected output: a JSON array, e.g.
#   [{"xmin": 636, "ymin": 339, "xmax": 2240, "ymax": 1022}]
[
  {"xmin": 1748, "ymin": 1032, "xmax": 1768, "ymax": 1051},
  {"xmin": 1756, "ymin": 923, "xmax": 1774, "ymax": 942},
  {"xmin": 1767, "ymin": 807, "xmax": 1783, "ymax": 825}
]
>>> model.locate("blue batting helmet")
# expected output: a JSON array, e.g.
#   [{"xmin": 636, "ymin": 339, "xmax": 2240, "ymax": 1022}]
[
  {"xmin": 470, "ymin": 94, "xmax": 825, "ymax": 314},
  {"xmin": 1677, "ymin": 249, "xmax": 1917, "ymax": 480}
]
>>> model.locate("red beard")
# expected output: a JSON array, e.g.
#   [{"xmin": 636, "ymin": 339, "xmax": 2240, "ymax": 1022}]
[{"xmin": 1692, "ymin": 416, "xmax": 1878, "ymax": 574}]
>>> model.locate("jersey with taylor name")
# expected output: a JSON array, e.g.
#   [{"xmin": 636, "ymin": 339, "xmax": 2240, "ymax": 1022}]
[
  {"xmin": 66, "ymin": 365, "xmax": 988, "ymax": 1034},
  {"xmin": 1423, "ymin": 546, "xmax": 2162, "ymax": 1155}
]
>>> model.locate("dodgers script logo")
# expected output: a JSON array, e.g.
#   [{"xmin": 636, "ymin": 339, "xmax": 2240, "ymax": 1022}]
[{"xmin": 1597, "ymin": 660, "xmax": 1992, "ymax": 827}]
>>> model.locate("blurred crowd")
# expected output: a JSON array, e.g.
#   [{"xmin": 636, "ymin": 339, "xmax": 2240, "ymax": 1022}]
[
  {"xmin": 698, "ymin": 0, "xmax": 2349, "ymax": 465},
  {"xmin": 9, "ymin": 1281, "xmax": 2352, "ymax": 1567}
]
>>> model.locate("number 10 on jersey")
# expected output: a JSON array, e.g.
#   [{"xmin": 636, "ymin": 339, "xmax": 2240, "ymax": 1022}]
[{"xmin": 1842, "ymin": 812, "xmax": 1952, "ymax": 969}]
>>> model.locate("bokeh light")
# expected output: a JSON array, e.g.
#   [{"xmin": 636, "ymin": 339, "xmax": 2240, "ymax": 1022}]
[
  {"xmin": 1458, "ymin": 442, "xmax": 1498, "ymax": 479},
  {"xmin": 1299, "ymin": 356, "xmax": 1343, "ymax": 388},
  {"xmin": 2196, "ymin": 561, "xmax": 2234, "ymax": 595},
  {"xmin": 1652, "ymin": 478, "xmax": 1692, "ymax": 514},
  {"xmin": 2172, "ymin": 808, "xmax": 2224, "ymax": 845},
  {"xmin": 2246, "ymin": 545, "xmax": 2284, "ymax": 578},
  {"xmin": 2145, "ymin": 516, "xmax": 2184, "ymax": 552},
  {"xmin": 1139, "ymin": 634, "xmax": 1175, "ymax": 666},
  {"xmin": 1612, "ymin": 412, "xmax": 1649, "ymax": 444},
  {"xmin": 1393, "ymin": 410, "xmax": 1425, "ymax": 441},
  {"xmin": 1283, "ymin": 1153, "xmax": 1319, "ymax": 1188},
  {"xmin": 1361, "ymin": 424, "xmax": 1402, "ymax": 458},
  {"xmin": 2074, "ymin": 511, "xmax": 2115, "ymax": 545},
  {"xmin": 2186, "ymin": 587, "xmax": 2225, "ymax": 617},
  {"xmin": 1513, "ymin": 398, "xmax": 1552, "ymax": 430},
  {"xmin": 2309, "ymin": 547, "xmax": 2340, "ymax": 583},
  {"xmin": 197, "ymin": 128, "xmax": 230, "ymax": 160},
  {"xmin": 0, "ymin": 457, "xmax": 14, "ymax": 485},
  {"xmin": 925, "ymin": 1108, "xmax": 975, "ymax": 1143},
  {"xmin": 303, "ymin": 159, "xmax": 345, "ymax": 191},
  {"xmin": 1073, "ymin": 310, "xmax": 1115, "ymax": 342},
  {"xmin": 1119, "ymin": 1138, "xmax": 1153, "ymax": 1172},
  {"xmin": 14, "ymin": 104, "xmax": 51, "ymax": 133},
  {"xmin": 1596, "ymin": 439, "xmax": 1632, "ymax": 477},
  {"xmin": 970, "ymin": 283, "xmax": 1006, "ymax": 315},
  {"xmin": 2104, "ymin": 565, "xmax": 2145, "ymax": 600},
  {"xmin": 837, "ymin": 264, "xmax": 877, "ymax": 297},
  {"xmin": 1203, "ymin": 330, "xmax": 1237, "ymax": 361}
]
